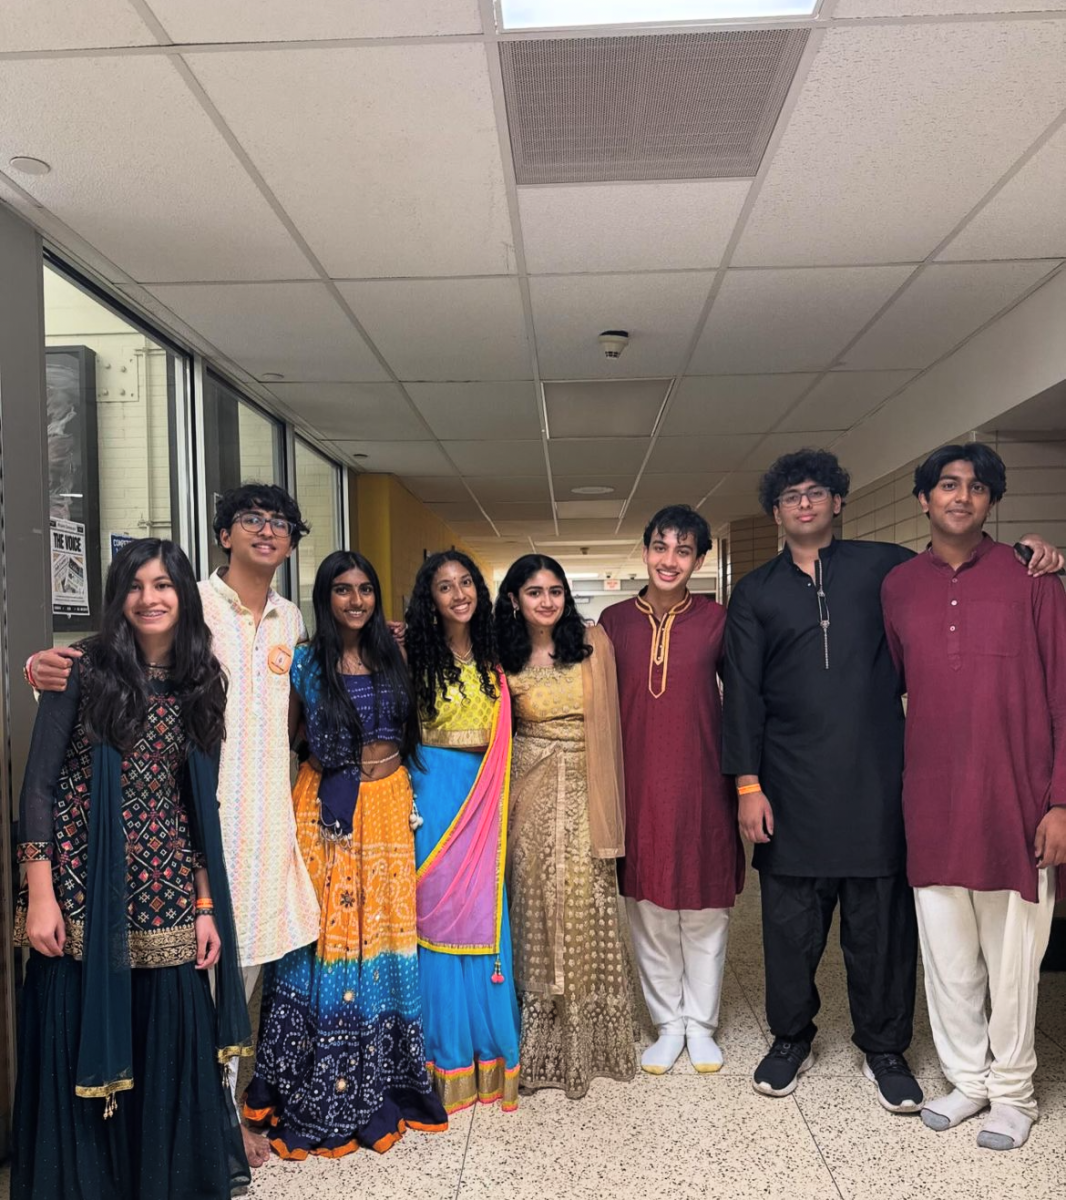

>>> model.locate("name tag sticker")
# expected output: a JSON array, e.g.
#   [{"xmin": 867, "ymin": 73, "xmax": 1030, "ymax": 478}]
[{"xmin": 267, "ymin": 644, "xmax": 293, "ymax": 675}]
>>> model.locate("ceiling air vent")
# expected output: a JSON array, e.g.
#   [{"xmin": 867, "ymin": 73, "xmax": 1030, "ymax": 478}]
[{"xmin": 500, "ymin": 29, "xmax": 809, "ymax": 184}]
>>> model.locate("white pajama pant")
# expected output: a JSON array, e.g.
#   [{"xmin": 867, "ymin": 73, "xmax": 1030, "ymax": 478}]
[
  {"xmin": 226, "ymin": 964, "xmax": 264, "ymax": 1109},
  {"xmin": 626, "ymin": 898, "xmax": 730, "ymax": 1036},
  {"xmin": 914, "ymin": 869, "xmax": 1055, "ymax": 1118}
]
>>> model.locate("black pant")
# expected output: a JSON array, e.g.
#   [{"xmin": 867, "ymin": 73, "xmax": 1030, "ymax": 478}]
[{"xmin": 760, "ymin": 872, "xmax": 917, "ymax": 1054}]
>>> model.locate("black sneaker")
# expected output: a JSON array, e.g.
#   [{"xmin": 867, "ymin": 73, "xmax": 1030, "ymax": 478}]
[
  {"xmin": 863, "ymin": 1052, "xmax": 923, "ymax": 1113},
  {"xmin": 753, "ymin": 1037, "xmax": 814, "ymax": 1097}
]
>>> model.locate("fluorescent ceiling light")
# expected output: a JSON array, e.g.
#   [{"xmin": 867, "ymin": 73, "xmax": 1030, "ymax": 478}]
[{"xmin": 500, "ymin": 0, "xmax": 817, "ymax": 30}]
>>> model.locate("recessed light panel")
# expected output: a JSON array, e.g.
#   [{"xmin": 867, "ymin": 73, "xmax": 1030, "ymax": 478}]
[{"xmin": 500, "ymin": 0, "xmax": 817, "ymax": 30}]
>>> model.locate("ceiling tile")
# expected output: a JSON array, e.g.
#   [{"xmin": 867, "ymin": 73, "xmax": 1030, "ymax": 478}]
[
  {"xmin": 335, "ymin": 442, "xmax": 453, "ymax": 475},
  {"xmin": 734, "ymin": 23, "xmax": 1066, "ymax": 266},
  {"xmin": 151, "ymin": 0, "xmax": 483, "ymax": 40},
  {"xmin": 836, "ymin": 0, "xmax": 1066, "ymax": 14},
  {"xmin": 544, "ymin": 380, "xmax": 670, "ymax": 439},
  {"xmin": 646, "ymin": 435, "xmax": 762, "ymax": 473},
  {"xmin": 468, "ymin": 477, "xmax": 551, "ymax": 503},
  {"xmin": 148, "ymin": 283, "xmax": 389, "ymax": 381},
  {"xmin": 266, "ymin": 382, "xmax": 425, "ymax": 439},
  {"xmin": 485, "ymin": 502, "xmax": 555, "ymax": 522},
  {"xmin": 401, "ymin": 476, "xmax": 472, "ymax": 503},
  {"xmin": 554, "ymin": 474, "xmax": 635, "ymax": 497},
  {"xmin": 496, "ymin": 521, "xmax": 558, "ymax": 539},
  {"xmin": 778, "ymin": 370, "xmax": 918, "ymax": 432},
  {"xmin": 186, "ymin": 44, "xmax": 512, "ymax": 277},
  {"xmin": 405, "ymin": 382, "xmax": 540, "ymax": 440},
  {"xmin": 337, "ymin": 279, "xmax": 531, "ymax": 381},
  {"xmin": 555, "ymin": 500, "xmax": 625, "ymax": 520},
  {"xmin": 844, "ymin": 262, "xmax": 1055, "ymax": 370},
  {"xmin": 529, "ymin": 273, "xmax": 714, "ymax": 378},
  {"xmin": 0, "ymin": 57, "xmax": 314, "ymax": 283},
  {"xmin": 549, "ymin": 438, "xmax": 649, "ymax": 474},
  {"xmin": 706, "ymin": 470, "xmax": 766, "ymax": 499},
  {"xmin": 662, "ymin": 374, "xmax": 818, "ymax": 436},
  {"xmin": 690, "ymin": 267, "xmax": 913, "ymax": 374},
  {"xmin": 633, "ymin": 473, "xmax": 728, "ymax": 502},
  {"xmin": 444, "ymin": 439, "xmax": 545, "ymax": 476},
  {"xmin": 0, "ymin": 2, "xmax": 154, "ymax": 50},
  {"xmin": 939, "ymin": 124, "xmax": 1066, "ymax": 262},
  {"xmin": 519, "ymin": 181, "xmax": 750, "ymax": 274},
  {"xmin": 744, "ymin": 432, "xmax": 846, "ymax": 467},
  {"xmin": 429, "ymin": 500, "xmax": 485, "ymax": 523}
]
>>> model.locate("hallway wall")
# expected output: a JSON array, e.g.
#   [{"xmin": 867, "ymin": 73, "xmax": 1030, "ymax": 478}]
[{"xmin": 843, "ymin": 434, "xmax": 1066, "ymax": 553}]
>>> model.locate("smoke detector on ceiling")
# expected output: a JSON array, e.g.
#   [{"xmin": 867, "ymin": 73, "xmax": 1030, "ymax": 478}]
[{"xmin": 598, "ymin": 330, "xmax": 629, "ymax": 359}]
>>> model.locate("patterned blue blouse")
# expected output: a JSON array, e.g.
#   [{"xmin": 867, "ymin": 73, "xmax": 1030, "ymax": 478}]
[{"xmin": 290, "ymin": 645, "xmax": 407, "ymax": 835}]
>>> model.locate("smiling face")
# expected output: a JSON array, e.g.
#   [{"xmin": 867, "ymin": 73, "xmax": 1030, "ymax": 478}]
[
  {"xmin": 642, "ymin": 527, "xmax": 705, "ymax": 598},
  {"xmin": 330, "ymin": 567, "xmax": 376, "ymax": 635},
  {"xmin": 219, "ymin": 508, "xmax": 293, "ymax": 574},
  {"xmin": 919, "ymin": 459, "xmax": 994, "ymax": 540},
  {"xmin": 431, "ymin": 559, "xmax": 478, "ymax": 627},
  {"xmin": 773, "ymin": 477, "xmax": 842, "ymax": 542},
  {"xmin": 511, "ymin": 569, "xmax": 566, "ymax": 631},
  {"xmin": 123, "ymin": 557, "xmax": 179, "ymax": 640}
]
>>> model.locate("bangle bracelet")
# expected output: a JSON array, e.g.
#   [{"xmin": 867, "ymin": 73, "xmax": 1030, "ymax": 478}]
[
  {"xmin": 194, "ymin": 907, "xmax": 215, "ymax": 918},
  {"xmin": 24, "ymin": 654, "xmax": 38, "ymax": 689},
  {"xmin": 737, "ymin": 784, "xmax": 762, "ymax": 795},
  {"xmin": 195, "ymin": 899, "xmax": 213, "ymax": 908}
]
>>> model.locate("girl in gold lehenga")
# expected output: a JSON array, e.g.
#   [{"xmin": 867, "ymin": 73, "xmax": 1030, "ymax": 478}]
[{"xmin": 494, "ymin": 554, "xmax": 636, "ymax": 1098}]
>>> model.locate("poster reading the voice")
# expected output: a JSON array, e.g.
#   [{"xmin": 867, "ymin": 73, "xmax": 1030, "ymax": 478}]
[{"xmin": 51, "ymin": 517, "xmax": 90, "ymax": 618}]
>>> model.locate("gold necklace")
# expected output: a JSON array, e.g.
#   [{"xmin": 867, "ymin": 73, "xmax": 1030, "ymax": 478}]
[{"xmin": 450, "ymin": 644, "xmax": 475, "ymax": 664}]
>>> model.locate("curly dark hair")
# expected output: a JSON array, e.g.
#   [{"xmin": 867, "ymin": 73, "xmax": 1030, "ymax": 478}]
[
  {"xmin": 405, "ymin": 550, "xmax": 498, "ymax": 720},
  {"xmin": 213, "ymin": 483, "xmax": 309, "ymax": 557},
  {"xmin": 913, "ymin": 442, "xmax": 1007, "ymax": 505},
  {"xmin": 494, "ymin": 554, "xmax": 592, "ymax": 676},
  {"xmin": 80, "ymin": 539, "xmax": 226, "ymax": 754},
  {"xmin": 643, "ymin": 504, "xmax": 711, "ymax": 558},
  {"xmin": 758, "ymin": 448, "xmax": 851, "ymax": 516}
]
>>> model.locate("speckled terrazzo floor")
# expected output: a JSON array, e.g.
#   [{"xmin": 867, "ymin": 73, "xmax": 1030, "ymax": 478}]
[{"xmin": 3, "ymin": 872, "xmax": 1065, "ymax": 1199}]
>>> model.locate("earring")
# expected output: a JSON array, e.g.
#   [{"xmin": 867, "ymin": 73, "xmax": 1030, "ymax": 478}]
[{"xmin": 512, "ymin": 605, "xmax": 520, "ymax": 620}]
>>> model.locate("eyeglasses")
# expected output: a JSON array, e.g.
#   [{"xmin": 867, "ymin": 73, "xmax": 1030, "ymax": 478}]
[
  {"xmin": 777, "ymin": 486, "xmax": 831, "ymax": 509},
  {"xmin": 234, "ymin": 511, "xmax": 296, "ymax": 539}
]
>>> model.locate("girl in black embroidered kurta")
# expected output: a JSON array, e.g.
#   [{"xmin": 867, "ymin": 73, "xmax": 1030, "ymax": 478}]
[{"xmin": 13, "ymin": 539, "xmax": 250, "ymax": 1200}]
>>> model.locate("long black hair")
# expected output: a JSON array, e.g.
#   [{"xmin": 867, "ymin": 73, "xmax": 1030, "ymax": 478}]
[
  {"xmin": 80, "ymin": 538, "xmax": 226, "ymax": 754},
  {"xmin": 308, "ymin": 551, "xmax": 420, "ymax": 766},
  {"xmin": 405, "ymin": 550, "xmax": 498, "ymax": 720},
  {"xmin": 494, "ymin": 554, "xmax": 592, "ymax": 676}
]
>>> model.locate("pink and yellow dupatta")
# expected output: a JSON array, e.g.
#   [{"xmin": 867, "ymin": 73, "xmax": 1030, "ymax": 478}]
[{"xmin": 415, "ymin": 675, "xmax": 512, "ymax": 958}]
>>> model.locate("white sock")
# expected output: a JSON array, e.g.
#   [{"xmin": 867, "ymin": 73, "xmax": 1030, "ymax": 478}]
[
  {"xmin": 977, "ymin": 1103, "xmax": 1033, "ymax": 1151},
  {"xmin": 686, "ymin": 1033, "xmax": 723, "ymax": 1074},
  {"xmin": 921, "ymin": 1088, "xmax": 987, "ymax": 1131},
  {"xmin": 641, "ymin": 1034, "xmax": 685, "ymax": 1075}
]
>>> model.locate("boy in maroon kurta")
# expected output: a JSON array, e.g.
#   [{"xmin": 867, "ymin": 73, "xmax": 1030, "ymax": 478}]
[
  {"xmin": 882, "ymin": 443, "xmax": 1066, "ymax": 1152},
  {"xmin": 600, "ymin": 506, "xmax": 745, "ymax": 1075}
]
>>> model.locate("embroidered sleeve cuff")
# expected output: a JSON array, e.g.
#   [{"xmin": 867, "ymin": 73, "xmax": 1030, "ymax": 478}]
[
  {"xmin": 18, "ymin": 842, "xmax": 53, "ymax": 863},
  {"xmin": 191, "ymin": 851, "xmax": 207, "ymax": 870}
]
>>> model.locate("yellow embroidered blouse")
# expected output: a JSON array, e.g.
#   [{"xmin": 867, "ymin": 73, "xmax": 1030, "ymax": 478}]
[{"xmin": 421, "ymin": 660, "xmax": 499, "ymax": 749}]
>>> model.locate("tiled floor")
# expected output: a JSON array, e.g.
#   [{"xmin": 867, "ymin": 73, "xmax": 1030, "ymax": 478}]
[{"xmin": 5, "ymin": 875, "xmax": 1066, "ymax": 1198}]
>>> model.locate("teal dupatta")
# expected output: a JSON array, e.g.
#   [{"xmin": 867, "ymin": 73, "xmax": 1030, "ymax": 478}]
[{"xmin": 76, "ymin": 743, "xmax": 251, "ymax": 1111}]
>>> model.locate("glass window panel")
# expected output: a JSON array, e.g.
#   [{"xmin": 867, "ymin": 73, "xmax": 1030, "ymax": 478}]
[
  {"xmin": 294, "ymin": 438, "xmax": 343, "ymax": 632},
  {"xmin": 44, "ymin": 263, "xmax": 187, "ymax": 641},
  {"xmin": 201, "ymin": 373, "xmax": 285, "ymax": 579}
]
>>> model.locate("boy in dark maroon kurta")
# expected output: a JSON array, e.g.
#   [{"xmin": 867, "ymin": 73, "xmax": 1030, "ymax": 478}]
[
  {"xmin": 882, "ymin": 443, "xmax": 1066, "ymax": 1152},
  {"xmin": 601, "ymin": 506, "xmax": 744, "ymax": 1075}
]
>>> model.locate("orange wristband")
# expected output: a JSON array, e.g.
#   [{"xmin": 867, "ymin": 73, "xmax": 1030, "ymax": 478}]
[{"xmin": 737, "ymin": 784, "xmax": 762, "ymax": 795}]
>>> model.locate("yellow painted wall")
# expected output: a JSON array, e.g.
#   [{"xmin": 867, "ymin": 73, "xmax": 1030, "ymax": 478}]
[{"xmin": 354, "ymin": 474, "xmax": 485, "ymax": 618}]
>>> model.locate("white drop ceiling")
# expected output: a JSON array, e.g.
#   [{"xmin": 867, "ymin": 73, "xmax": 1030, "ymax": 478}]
[{"xmin": 1, "ymin": 0, "xmax": 1064, "ymax": 582}]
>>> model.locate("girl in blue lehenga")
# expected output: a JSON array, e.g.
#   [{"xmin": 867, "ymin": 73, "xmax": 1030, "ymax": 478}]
[{"xmin": 405, "ymin": 551, "xmax": 521, "ymax": 1114}]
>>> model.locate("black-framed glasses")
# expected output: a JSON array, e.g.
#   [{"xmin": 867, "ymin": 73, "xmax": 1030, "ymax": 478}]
[
  {"xmin": 778, "ymin": 486, "xmax": 830, "ymax": 509},
  {"xmin": 235, "ymin": 511, "xmax": 295, "ymax": 539}
]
